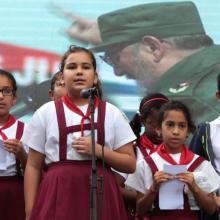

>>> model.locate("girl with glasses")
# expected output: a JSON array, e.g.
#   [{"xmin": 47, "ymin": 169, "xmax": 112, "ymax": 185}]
[{"xmin": 0, "ymin": 68, "xmax": 27, "ymax": 220}]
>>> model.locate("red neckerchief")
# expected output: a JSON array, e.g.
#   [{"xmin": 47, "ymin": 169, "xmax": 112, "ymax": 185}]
[
  {"xmin": 156, "ymin": 143, "xmax": 194, "ymax": 165},
  {"xmin": 62, "ymin": 94, "xmax": 99, "ymax": 136},
  {"xmin": 139, "ymin": 133, "xmax": 155, "ymax": 153},
  {"xmin": 0, "ymin": 114, "xmax": 16, "ymax": 140}
]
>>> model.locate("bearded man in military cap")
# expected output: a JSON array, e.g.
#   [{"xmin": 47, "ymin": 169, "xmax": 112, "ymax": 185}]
[{"xmin": 64, "ymin": 1, "xmax": 220, "ymax": 126}]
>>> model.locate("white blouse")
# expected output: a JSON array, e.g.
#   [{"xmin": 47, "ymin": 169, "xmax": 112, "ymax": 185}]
[
  {"xmin": 22, "ymin": 101, "xmax": 136, "ymax": 164},
  {"xmin": 126, "ymin": 151, "xmax": 220, "ymax": 210}
]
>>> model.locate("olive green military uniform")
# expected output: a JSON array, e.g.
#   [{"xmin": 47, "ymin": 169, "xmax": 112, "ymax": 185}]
[{"xmin": 149, "ymin": 45, "xmax": 220, "ymax": 124}]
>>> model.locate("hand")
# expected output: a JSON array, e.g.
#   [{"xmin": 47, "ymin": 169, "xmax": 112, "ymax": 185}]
[
  {"xmin": 4, "ymin": 138, "xmax": 25, "ymax": 157},
  {"xmin": 175, "ymin": 172, "xmax": 196, "ymax": 191},
  {"xmin": 153, "ymin": 171, "xmax": 174, "ymax": 191},
  {"xmin": 65, "ymin": 16, "xmax": 102, "ymax": 45},
  {"xmin": 50, "ymin": 3, "xmax": 102, "ymax": 44},
  {"xmin": 72, "ymin": 136, "xmax": 94, "ymax": 156},
  {"xmin": 214, "ymin": 196, "xmax": 220, "ymax": 212},
  {"xmin": 25, "ymin": 213, "xmax": 30, "ymax": 220}
]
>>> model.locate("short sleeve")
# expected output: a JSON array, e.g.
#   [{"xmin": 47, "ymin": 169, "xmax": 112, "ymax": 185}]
[
  {"xmin": 111, "ymin": 106, "xmax": 136, "ymax": 149},
  {"xmin": 194, "ymin": 160, "xmax": 220, "ymax": 193},
  {"xmin": 21, "ymin": 108, "xmax": 46, "ymax": 155},
  {"xmin": 125, "ymin": 159, "xmax": 153, "ymax": 194}
]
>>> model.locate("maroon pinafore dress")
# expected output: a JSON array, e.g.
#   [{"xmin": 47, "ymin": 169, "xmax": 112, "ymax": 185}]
[
  {"xmin": 0, "ymin": 121, "xmax": 25, "ymax": 220},
  {"xmin": 143, "ymin": 155, "xmax": 204, "ymax": 220},
  {"xmin": 30, "ymin": 99, "xmax": 128, "ymax": 220}
]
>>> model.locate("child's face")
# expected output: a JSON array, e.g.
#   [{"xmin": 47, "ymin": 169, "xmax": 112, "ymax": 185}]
[
  {"xmin": 142, "ymin": 109, "xmax": 162, "ymax": 144},
  {"xmin": 0, "ymin": 75, "xmax": 17, "ymax": 118},
  {"xmin": 49, "ymin": 76, "xmax": 66, "ymax": 101},
  {"xmin": 63, "ymin": 51, "xmax": 98, "ymax": 95},
  {"xmin": 53, "ymin": 79, "xmax": 66, "ymax": 100},
  {"xmin": 160, "ymin": 110, "xmax": 189, "ymax": 153}
]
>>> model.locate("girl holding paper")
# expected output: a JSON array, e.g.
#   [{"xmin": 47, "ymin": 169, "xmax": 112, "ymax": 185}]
[
  {"xmin": 0, "ymin": 69, "xmax": 27, "ymax": 220},
  {"xmin": 126, "ymin": 100, "xmax": 220, "ymax": 219}
]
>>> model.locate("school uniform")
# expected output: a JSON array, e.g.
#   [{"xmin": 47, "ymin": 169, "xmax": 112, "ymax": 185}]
[
  {"xmin": 111, "ymin": 133, "xmax": 157, "ymax": 220},
  {"xmin": 0, "ymin": 115, "xmax": 25, "ymax": 220},
  {"xmin": 126, "ymin": 144, "xmax": 220, "ymax": 220},
  {"xmin": 22, "ymin": 95, "xmax": 136, "ymax": 220},
  {"xmin": 136, "ymin": 133, "xmax": 157, "ymax": 161},
  {"xmin": 113, "ymin": 133, "xmax": 156, "ymax": 177}
]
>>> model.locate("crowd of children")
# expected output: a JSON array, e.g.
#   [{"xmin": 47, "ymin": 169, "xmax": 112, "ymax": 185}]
[{"xmin": 0, "ymin": 45, "xmax": 220, "ymax": 220}]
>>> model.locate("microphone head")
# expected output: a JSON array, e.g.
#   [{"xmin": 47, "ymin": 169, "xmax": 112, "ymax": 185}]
[{"xmin": 80, "ymin": 87, "xmax": 97, "ymax": 99}]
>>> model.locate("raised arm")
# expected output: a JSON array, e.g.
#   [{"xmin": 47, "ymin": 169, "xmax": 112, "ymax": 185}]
[{"xmin": 50, "ymin": 3, "xmax": 102, "ymax": 44}]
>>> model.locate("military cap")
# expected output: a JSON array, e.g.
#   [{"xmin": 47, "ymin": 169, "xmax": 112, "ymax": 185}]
[{"xmin": 92, "ymin": 1, "xmax": 205, "ymax": 52}]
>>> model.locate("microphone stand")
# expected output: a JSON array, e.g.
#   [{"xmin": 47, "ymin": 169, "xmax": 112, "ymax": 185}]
[{"xmin": 89, "ymin": 93, "xmax": 97, "ymax": 220}]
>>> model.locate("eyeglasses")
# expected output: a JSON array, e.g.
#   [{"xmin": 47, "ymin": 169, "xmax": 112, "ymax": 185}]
[
  {"xmin": 101, "ymin": 45, "xmax": 124, "ymax": 66},
  {"xmin": 99, "ymin": 43, "xmax": 132, "ymax": 66},
  {"xmin": 0, "ymin": 87, "xmax": 14, "ymax": 96}
]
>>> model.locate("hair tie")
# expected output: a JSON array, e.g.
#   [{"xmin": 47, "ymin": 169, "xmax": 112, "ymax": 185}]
[{"xmin": 140, "ymin": 97, "xmax": 168, "ymax": 114}]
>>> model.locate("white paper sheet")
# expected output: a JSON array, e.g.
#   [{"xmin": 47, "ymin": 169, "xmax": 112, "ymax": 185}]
[
  {"xmin": 0, "ymin": 139, "xmax": 7, "ymax": 170},
  {"xmin": 159, "ymin": 164, "xmax": 187, "ymax": 210}
]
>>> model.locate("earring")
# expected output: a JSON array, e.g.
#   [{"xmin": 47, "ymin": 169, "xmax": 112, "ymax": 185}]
[{"xmin": 156, "ymin": 131, "xmax": 162, "ymax": 138}]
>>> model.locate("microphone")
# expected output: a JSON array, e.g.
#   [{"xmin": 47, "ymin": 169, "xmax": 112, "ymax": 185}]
[{"xmin": 80, "ymin": 87, "xmax": 97, "ymax": 98}]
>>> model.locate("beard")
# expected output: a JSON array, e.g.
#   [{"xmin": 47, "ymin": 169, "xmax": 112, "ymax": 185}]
[{"xmin": 134, "ymin": 59, "xmax": 160, "ymax": 88}]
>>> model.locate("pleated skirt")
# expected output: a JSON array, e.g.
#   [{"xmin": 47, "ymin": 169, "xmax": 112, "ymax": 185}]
[
  {"xmin": 148, "ymin": 209, "xmax": 199, "ymax": 220},
  {"xmin": 30, "ymin": 160, "xmax": 128, "ymax": 220},
  {"xmin": 0, "ymin": 176, "xmax": 25, "ymax": 220}
]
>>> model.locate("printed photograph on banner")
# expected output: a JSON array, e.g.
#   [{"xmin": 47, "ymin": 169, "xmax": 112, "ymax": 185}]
[{"xmin": 0, "ymin": 0, "xmax": 220, "ymax": 123}]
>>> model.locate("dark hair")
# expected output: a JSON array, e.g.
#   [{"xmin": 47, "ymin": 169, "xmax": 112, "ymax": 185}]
[
  {"xmin": 158, "ymin": 100, "xmax": 196, "ymax": 133},
  {"xmin": 59, "ymin": 45, "xmax": 102, "ymax": 99},
  {"xmin": 217, "ymin": 73, "xmax": 220, "ymax": 92},
  {"xmin": 50, "ymin": 71, "xmax": 62, "ymax": 91},
  {"xmin": 130, "ymin": 93, "xmax": 169, "ymax": 138},
  {"xmin": 60, "ymin": 45, "xmax": 97, "ymax": 71},
  {"xmin": 0, "ymin": 69, "xmax": 17, "ymax": 95}
]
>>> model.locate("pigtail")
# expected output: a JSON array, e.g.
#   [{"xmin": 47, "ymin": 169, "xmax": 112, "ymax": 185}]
[{"xmin": 130, "ymin": 112, "xmax": 142, "ymax": 139}]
